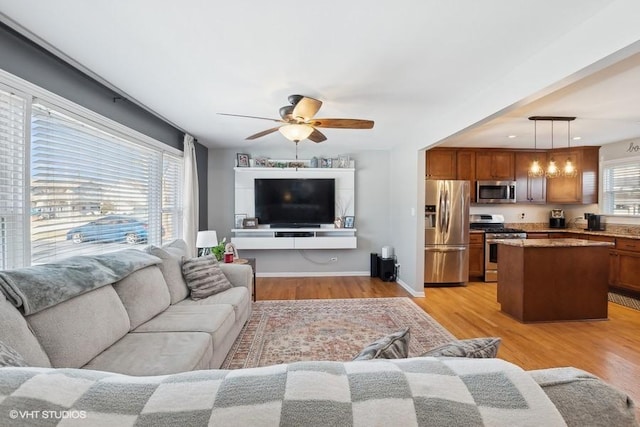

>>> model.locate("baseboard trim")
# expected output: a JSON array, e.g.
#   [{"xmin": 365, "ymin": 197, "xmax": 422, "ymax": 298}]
[
  {"xmin": 257, "ymin": 271, "xmax": 370, "ymax": 278},
  {"xmin": 396, "ymin": 278, "xmax": 425, "ymax": 297}
]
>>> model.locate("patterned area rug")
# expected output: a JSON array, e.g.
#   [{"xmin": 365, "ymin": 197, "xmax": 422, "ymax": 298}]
[
  {"xmin": 609, "ymin": 292, "xmax": 640, "ymax": 311},
  {"xmin": 222, "ymin": 297, "xmax": 456, "ymax": 369}
]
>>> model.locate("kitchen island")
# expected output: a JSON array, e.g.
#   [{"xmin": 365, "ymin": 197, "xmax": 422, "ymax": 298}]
[{"xmin": 497, "ymin": 238, "xmax": 614, "ymax": 322}]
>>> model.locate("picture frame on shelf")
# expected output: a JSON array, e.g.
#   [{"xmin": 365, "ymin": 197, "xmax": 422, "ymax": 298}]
[
  {"xmin": 321, "ymin": 158, "xmax": 332, "ymax": 168},
  {"xmin": 236, "ymin": 153, "xmax": 250, "ymax": 167},
  {"xmin": 344, "ymin": 216, "xmax": 355, "ymax": 228},
  {"xmin": 254, "ymin": 157, "xmax": 268, "ymax": 167},
  {"xmin": 338, "ymin": 155, "xmax": 351, "ymax": 168},
  {"xmin": 234, "ymin": 213, "xmax": 247, "ymax": 228},
  {"xmin": 242, "ymin": 217, "xmax": 259, "ymax": 229}
]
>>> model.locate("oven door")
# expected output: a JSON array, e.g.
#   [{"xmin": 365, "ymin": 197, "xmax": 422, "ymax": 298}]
[{"xmin": 484, "ymin": 238, "xmax": 499, "ymax": 282}]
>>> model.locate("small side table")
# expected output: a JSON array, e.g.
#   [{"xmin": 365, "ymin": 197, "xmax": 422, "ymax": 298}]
[{"xmin": 234, "ymin": 257, "xmax": 256, "ymax": 301}]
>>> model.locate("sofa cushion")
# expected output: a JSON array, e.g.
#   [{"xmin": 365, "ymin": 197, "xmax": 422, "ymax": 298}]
[
  {"xmin": 134, "ymin": 304, "xmax": 236, "ymax": 355},
  {"xmin": 147, "ymin": 240, "xmax": 190, "ymax": 304},
  {"xmin": 182, "ymin": 255, "xmax": 232, "ymax": 300},
  {"xmin": 420, "ymin": 337, "xmax": 501, "ymax": 358},
  {"xmin": 352, "ymin": 328, "xmax": 410, "ymax": 360},
  {"xmin": 26, "ymin": 285, "xmax": 130, "ymax": 368},
  {"xmin": 0, "ymin": 294, "xmax": 51, "ymax": 367},
  {"xmin": 113, "ymin": 265, "xmax": 171, "ymax": 329},
  {"xmin": 0, "ymin": 339, "xmax": 28, "ymax": 367},
  {"xmin": 82, "ymin": 332, "xmax": 212, "ymax": 376},
  {"xmin": 175, "ymin": 286, "xmax": 250, "ymax": 322}
]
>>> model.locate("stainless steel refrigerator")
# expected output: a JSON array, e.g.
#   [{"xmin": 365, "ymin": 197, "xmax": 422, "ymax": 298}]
[{"xmin": 424, "ymin": 179, "xmax": 470, "ymax": 285}]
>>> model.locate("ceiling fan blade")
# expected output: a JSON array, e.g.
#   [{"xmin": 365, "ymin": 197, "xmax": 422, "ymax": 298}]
[
  {"xmin": 310, "ymin": 118, "xmax": 374, "ymax": 129},
  {"xmin": 218, "ymin": 113, "xmax": 284, "ymax": 123},
  {"xmin": 291, "ymin": 96, "xmax": 323, "ymax": 121},
  {"xmin": 308, "ymin": 128, "xmax": 327, "ymax": 143},
  {"xmin": 246, "ymin": 127, "xmax": 281, "ymax": 140}
]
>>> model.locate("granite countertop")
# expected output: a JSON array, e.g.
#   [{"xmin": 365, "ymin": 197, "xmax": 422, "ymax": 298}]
[
  {"xmin": 505, "ymin": 223, "xmax": 640, "ymax": 240},
  {"xmin": 497, "ymin": 238, "xmax": 615, "ymax": 248}
]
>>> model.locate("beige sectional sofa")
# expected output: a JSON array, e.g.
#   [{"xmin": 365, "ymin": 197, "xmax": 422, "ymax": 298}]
[{"xmin": 0, "ymin": 239, "xmax": 252, "ymax": 376}]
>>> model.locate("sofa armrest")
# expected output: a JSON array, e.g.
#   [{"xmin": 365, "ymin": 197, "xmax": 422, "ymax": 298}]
[
  {"xmin": 219, "ymin": 263, "xmax": 253, "ymax": 292},
  {"xmin": 530, "ymin": 367, "xmax": 638, "ymax": 426}
]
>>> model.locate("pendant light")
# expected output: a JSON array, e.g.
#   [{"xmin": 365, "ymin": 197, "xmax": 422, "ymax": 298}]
[
  {"xmin": 545, "ymin": 120, "xmax": 561, "ymax": 179},
  {"xmin": 528, "ymin": 118, "xmax": 545, "ymax": 177},
  {"xmin": 562, "ymin": 120, "xmax": 578, "ymax": 178}
]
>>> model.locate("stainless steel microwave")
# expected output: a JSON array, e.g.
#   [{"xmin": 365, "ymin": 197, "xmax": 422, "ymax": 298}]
[{"xmin": 476, "ymin": 181, "xmax": 516, "ymax": 204}]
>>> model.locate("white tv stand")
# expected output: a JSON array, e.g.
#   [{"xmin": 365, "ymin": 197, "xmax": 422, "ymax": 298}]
[{"xmin": 231, "ymin": 226, "xmax": 356, "ymax": 250}]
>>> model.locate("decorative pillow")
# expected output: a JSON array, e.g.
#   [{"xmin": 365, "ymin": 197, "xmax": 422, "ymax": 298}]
[
  {"xmin": 181, "ymin": 255, "xmax": 233, "ymax": 300},
  {"xmin": 421, "ymin": 337, "xmax": 501, "ymax": 358},
  {"xmin": 0, "ymin": 339, "xmax": 28, "ymax": 367},
  {"xmin": 352, "ymin": 328, "xmax": 410, "ymax": 361},
  {"xmin": 147, "ymin": 244, "xmax": 190, "ymax": 304}
]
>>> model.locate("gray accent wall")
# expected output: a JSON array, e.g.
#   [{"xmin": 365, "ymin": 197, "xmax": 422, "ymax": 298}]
[
  {"xmin": 207, "ymin": 148, "xmax": 391, "ymax": 275},
  {"xmin": 0, "ymin": 22, "xmax": 208, "ymax": 226}
]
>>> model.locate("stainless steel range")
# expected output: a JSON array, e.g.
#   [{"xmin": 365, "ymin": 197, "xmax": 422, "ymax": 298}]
[{"xmin": 469, "ymin": 214, "xmax": 527, "ymax": 282}]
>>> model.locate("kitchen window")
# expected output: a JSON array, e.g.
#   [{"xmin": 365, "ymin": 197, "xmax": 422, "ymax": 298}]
[
  {"xmin": 602, "ymin": 159, "xmax": 640, "ymax": 216},
  {"xmin": 0, "ymin": 79, "xmax": 183, "ymax": 269}
]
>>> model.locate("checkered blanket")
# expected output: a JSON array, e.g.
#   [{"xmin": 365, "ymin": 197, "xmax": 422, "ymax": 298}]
[{"xmin": 0, "ymin": 358, "xmax": 566, "ymax": 426}]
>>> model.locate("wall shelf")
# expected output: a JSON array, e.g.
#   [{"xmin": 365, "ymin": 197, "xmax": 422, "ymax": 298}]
[{"xmin": 231, "ymin": 227, "xmax": 357, "ymax": 250}]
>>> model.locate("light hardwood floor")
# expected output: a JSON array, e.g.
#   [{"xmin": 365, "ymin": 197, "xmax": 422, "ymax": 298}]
[{"xmin": 257, "ymin": 276, "xmax": 640, "ymax": 419}]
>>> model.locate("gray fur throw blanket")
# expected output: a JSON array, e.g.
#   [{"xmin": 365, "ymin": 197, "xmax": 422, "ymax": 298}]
[{"xmin": 0, "ymin": 249, "xmax": 161, "ymax": 315}]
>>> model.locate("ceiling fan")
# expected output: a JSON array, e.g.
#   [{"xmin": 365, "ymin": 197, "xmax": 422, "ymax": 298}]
[{"xmin": 218, "ymin": 95, "xmax": 374, "ymax": 143}]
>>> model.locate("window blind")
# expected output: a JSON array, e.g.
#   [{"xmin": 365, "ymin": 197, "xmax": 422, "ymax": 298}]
[
  {"xmin": 603, "ymin": 160, "xmax": 640, "ymax": 215},
  {"xmin": 0, "ymin": 88, "xmax": 27, "ymax": 269},
  {"xmin": 30, "ymin": 103, "xmax": 178, "ymax": 263}
]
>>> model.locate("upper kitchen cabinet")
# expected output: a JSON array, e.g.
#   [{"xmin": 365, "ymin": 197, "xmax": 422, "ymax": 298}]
[
  {"xmin": 426, "ymin": 149, "xmax": 456, "ymax": 179},
  {"xmin": 456, "ymin": 150, "xmax": 476, "ymax": 201},
  {"xmin": 475, "ymin": 151, "xmax": 515, "ymax": 180},
  {"xmin": 515, "ymin": 151, "xmax": 546, "ymax": 203},
  {"xmin": 546, "ymin": 146, "xmax": 599, "ymax": 204}
]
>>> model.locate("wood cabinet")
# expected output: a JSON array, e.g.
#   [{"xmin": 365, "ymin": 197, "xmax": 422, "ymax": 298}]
[
  {"xmin": 476, "ymin": 151, "xmax": 515, "ymax": 180},
  {"xmin": 610, "ymin": 237, "xmax": 640, "ymax": 294},
  {"xmin": 426, "ymin": 149, "xmax": 457, "ymax": 179},
  {"xmin": 468, "ymin": 233, "xmax": 484, "ymax": 279},
  {"xmin": 546, "ymin": 147, "xmax": 599, "ymax": 204},
  {"xmin": 456, "ymin": 150, "xmax": 476, "ymax": 202},
  {"xmin": 515, "ymin": 152, "xmax": 546, "ymax": 203}
]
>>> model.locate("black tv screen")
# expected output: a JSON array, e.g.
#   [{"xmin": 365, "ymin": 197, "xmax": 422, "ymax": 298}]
[{"xmin": 255, "ymin": 178, "xmax": 335, "ymax": 227}]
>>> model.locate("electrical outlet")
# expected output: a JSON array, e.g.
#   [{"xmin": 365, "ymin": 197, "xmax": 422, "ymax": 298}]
[{"xmin": 330, "ymin": 257, "xmax": 338, "ymax": 262}]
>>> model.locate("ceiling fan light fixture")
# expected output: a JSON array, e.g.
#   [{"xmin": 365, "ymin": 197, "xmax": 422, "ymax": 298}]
[{"xmin": 279, "ymin": 124, "xmax": 314, "ymax": 142}]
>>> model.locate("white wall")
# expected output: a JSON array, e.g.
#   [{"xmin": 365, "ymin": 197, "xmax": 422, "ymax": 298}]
[
  {"xmin": 388, "ymin": 2, "xmax": 640, "ymax": 295},
  {"xmin": 207, "ymin": 147, "xmax": 391, "ymax": 275}
]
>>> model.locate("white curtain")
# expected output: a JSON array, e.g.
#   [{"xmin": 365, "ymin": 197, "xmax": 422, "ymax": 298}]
[{"xmin": 182, "ymin": 134, "xmax": 199, "ymax": 257}]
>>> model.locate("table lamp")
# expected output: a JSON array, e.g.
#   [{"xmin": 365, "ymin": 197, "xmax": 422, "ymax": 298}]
[{"xmin": 196, "ymin": 230, "xmax": 218, "ymax": 256}]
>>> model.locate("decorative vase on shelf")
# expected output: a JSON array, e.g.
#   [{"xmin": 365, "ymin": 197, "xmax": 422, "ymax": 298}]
[
  {"xmin": 310, "ymin": 156, "xmax": 319, "ymax": 168},
  {"xmin": 334, "ymin": 216, "xmax": 344, "ymax": 228}
]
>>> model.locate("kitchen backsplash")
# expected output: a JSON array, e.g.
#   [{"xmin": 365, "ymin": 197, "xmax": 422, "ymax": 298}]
[{"xmin": 505, "ymin": 221, "xmax": 640, "ymax": 237}]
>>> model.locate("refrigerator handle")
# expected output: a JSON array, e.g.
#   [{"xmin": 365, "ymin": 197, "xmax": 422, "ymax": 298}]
[
  {"xmin": 438, "ymin": 183, "xmax": 446, "ymax": 232},
  {"xmin": 444, "ymin": 187, "xmax": 451, "ymax": 232}
]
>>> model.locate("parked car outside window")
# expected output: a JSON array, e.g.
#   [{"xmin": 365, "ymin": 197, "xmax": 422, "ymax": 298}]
[{"xmin": 66, "ymin": 215, "xmax": 148, "ymax": 245}]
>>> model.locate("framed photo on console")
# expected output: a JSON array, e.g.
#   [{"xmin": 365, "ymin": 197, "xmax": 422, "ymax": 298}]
[
  {"xmin": 242, "ymin": 217, "xmax": 259, "ymax": 229},
  {"xmin": 344, "ymin": 216, "xmax": 355, "ymax": 228},
  {"xmin": 234, "ymin": 213, "xmax": 247, "ymax": 228}
]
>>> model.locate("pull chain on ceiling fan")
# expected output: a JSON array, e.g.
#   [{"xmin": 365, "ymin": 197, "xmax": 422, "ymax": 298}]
[{"xmin": 218, "ymin": 95, "xmax": 374, "ymax": 143}]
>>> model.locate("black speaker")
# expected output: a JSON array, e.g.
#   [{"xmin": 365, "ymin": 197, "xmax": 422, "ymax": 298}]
[
  {"xmin": 377, "ymin": 256, "xmax": 396, "ymax": 282},
  {"xmin": 370, "ymin": 253, "xmax": 378, "ymax": 277}
]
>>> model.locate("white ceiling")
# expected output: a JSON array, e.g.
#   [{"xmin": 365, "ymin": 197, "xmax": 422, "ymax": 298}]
[{"xmin": 1, "ymin": 1, "xmax": 639, "ymax": 152}]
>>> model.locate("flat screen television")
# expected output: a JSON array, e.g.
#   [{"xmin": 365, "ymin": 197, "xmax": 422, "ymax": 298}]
[{"xmin": 255, "ymin": 178, "xmax": 335, "ymax": 227}]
